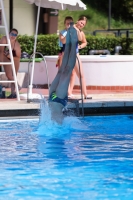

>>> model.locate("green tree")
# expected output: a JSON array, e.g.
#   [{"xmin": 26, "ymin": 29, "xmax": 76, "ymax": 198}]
[
  {"xmin": 123, "ymin": 0, "xmax": 133, "ymax": 19},
  {"xmin": 84, "ymin": 0, "xmax": 133, "ymax": 21}
]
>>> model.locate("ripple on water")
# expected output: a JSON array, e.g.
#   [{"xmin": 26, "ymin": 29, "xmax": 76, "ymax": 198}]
[{"xmin": 0, "ymin": 112, "xmax": 133, "ymax": 199}]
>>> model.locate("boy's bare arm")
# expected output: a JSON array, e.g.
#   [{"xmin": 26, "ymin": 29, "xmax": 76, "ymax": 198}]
[{"xmin": 59, "ymin": 33, "xmax": 66, "ymax": 44}]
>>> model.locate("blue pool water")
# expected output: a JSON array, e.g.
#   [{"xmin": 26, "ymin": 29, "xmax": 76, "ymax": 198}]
[{"xmin": 0, "ymin": 114, "xmax": 133, "ymax": 200}]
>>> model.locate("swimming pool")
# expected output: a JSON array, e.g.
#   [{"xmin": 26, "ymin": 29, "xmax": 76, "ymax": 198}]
[{"xmin": 0, "ymin": 114, "xmax": 133, "ymax": 200}]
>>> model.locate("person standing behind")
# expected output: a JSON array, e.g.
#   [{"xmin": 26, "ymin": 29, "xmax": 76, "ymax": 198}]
[
  {"xmin": 58, "ymin": 16, "xmax": 76, "ymax": 98},
  {"xmin": 0, "ymin": 28, "xmax": 21, "ymax": 98},
  {"xmin": 68, "ymin": 16, "xmax": 92, "ymax": 99},
  {"xmin": 56, "ymin": 16, "xmax": 74, "ymax": 69}
]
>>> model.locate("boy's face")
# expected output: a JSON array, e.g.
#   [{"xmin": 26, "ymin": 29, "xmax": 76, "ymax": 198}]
[{"xmin": 65, "ymin": 19, "xmax": 73, "ymax": 29}]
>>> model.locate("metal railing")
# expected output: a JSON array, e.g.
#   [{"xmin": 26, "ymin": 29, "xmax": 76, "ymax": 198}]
[{"xmin": 93, "ymin": 28, "xmax": 133, "ymax": 38}]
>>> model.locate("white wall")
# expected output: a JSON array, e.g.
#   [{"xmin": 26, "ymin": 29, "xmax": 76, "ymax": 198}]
[
  {"xmin": 0, "ymin": 0, "xmax": 9, "ymax": 35},
  {"xmin": 43, "ymin": 55, "xmax": 133, "ymax": 86},
  {"xmin": 1, "ymin": 0, "xmax": 35, "ymax": 35},
  {"xmin": 13, "ymin": 0, "xmax": 35, "ymax": 35},
  {"xmin": 3, "ymin": 55, "xmax": 133, "ymax": 87},
  {"xmin": 18, "ymin": 61, "xmax": 58, "ymax": 85}
]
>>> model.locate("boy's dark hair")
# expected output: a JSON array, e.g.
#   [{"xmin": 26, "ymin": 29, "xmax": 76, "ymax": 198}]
[
  {"xmin": 64, "ymin": 16, "xmax": 73, "ymax": 24},
  {"xmin": 9, "ymin": 28, "xmax": 18, "ymax": 34}
]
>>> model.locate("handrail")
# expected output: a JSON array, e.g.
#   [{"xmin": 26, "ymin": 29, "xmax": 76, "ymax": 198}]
[
  {"xmin": 93, "ymin": 29, "xmax": 133, "ymax": 38},
  {"xmin": 27, "ymin": 52, "xmax": 50, "ymax": 102},
  {"xmin": 89, "ymin": 49, "xmax": 110, "ymax": 55}
]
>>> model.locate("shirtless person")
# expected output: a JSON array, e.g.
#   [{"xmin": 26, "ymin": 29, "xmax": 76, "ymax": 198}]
[{"xmin": 0, "ymin": 28, "xmax": 21, "ymax": 98}]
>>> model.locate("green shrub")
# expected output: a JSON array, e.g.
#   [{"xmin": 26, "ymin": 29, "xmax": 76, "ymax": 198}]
[
  {"xmin": 18, "ymin": 35, "xmax": 34, "ymax": 55},
  {"xmin": 1, "ymin": 34, "xmax": 133, "ymax": 56},
  {"xmin": 80, "ymin": 35, "xmax": 133, "ymax": 55},
  {"xmin": 18, "ymin": 34, "xmax": 60, "ymax": 56}
]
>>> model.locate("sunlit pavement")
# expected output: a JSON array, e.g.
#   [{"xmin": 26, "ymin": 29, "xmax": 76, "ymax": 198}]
[{"xmin": 0, "ymin": 88, "xmax": 133, "ymax": 117}]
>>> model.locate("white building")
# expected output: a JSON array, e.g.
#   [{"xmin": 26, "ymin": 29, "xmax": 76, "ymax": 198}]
[{"xmin": 1, "ymin": 0, "xmax": 58, "ymax": 35}]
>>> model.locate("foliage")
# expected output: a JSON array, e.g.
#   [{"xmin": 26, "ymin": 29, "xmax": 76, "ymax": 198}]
[
  {"xmin": 18, "ymin": 35, "xmax": 34, "ymax": 55},
  {"xmin": 1, "ymin": 34, "xmax": 132, "ymax": 56},
  {"xmin": 17, "ymin": 34, "xmax": 60, "ymax": 57},
  {"xmin": 80, "ymin": 35, "xmax": 133, "ymax": 55},
  {"xmin": 83, "ymin": 0, "xmax": 133, "ymax": 22},
  {"xmin": 123, "ymin": 0, "xmax": 133, "ymax": 20},
  {"xmin": 17, "ymin": 34, "xmax": 133, "ymax": 56},
  {"xmin": 58, "ymin": 5, "xmax": 133, "ymax": 33}
]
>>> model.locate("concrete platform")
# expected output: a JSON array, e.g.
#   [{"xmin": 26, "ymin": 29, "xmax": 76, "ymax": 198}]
[{"xmin": 0, "ymin": 88, "xmax": 133, "ymax": 117}]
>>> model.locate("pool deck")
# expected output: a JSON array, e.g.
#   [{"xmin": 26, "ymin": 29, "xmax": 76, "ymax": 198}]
[{"xmin": 0, "ymin": 88, "xmax": 133, "ymax": 117}]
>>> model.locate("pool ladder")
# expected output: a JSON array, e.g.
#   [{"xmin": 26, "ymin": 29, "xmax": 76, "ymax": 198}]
[
  {"xmin": 0, "ymin": 0, "xmax": 20, "ymax": 100},
  {"xmin": 68, "ymin": 98, "xmax": 81, "ymax": 117}
]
